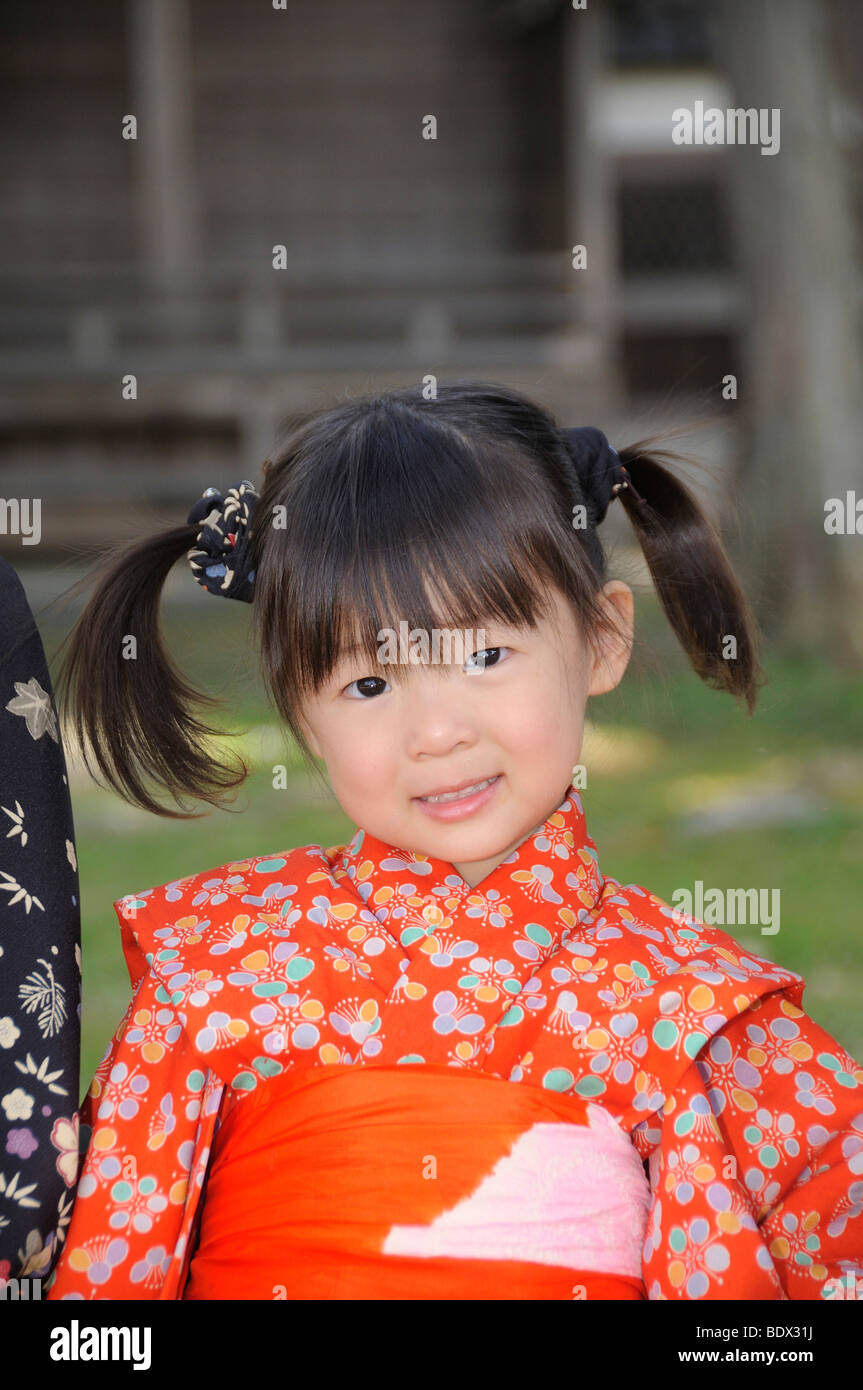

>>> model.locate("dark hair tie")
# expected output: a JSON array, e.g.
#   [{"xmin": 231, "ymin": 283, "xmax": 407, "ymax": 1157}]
[
  {"xmin": 184, "ymin": 437, "xmax": 639, "ymax": 602},
  {"xmin": 560, "ymin": 426, "xmax": 645, "ymax": 526},
  {"xmin": 186, "ymin": 479, "xmax": 259, "ymax": 602}
]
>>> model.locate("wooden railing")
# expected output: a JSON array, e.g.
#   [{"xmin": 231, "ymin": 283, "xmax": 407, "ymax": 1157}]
[
  {"xmin": 0, "ymin": 255, "xmax": 749, "ymax": 381},
  {"xmin": 0, "ymin": 254, "xmax": 604, "ymax": 379}
]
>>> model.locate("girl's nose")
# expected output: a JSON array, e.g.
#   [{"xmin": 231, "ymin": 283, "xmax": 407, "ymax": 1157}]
[{"xmin": 403, "ymin": 677, "xmax": 478, "ymax": 759}]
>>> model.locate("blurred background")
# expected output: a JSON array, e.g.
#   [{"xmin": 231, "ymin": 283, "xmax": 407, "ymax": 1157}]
[{"xmin": 1, "ymin": 0, "xmax": 861, "ymax": 1090}]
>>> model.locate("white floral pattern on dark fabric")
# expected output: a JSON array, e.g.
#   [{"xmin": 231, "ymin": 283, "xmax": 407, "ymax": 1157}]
[{"xmin": 0, "ymin": 558, "xmax": 81, "ymax": 1282}]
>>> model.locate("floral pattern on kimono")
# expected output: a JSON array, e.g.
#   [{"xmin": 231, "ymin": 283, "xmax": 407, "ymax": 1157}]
[{"xmin": 47, "ymin": 787, "xmax": 863, "ymax": 1300}]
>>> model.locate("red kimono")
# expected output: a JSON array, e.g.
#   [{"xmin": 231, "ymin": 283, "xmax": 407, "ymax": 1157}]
[{"xmin": 47, "ymin": 788, "xmax": 863, "ymax": 1300}]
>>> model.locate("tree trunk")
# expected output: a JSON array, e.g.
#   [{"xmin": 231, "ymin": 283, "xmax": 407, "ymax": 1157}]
[{"xmin": 713, "ymin": 0, "xmax": 863, "ymax": 664}]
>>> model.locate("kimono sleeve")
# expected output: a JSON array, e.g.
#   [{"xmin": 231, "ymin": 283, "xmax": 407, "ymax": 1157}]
[
  {"xmin": 641, "ymin": 989, "xmax": 863, "ymax": 1300},
  {"xmin": 46, "ymin": 963, "xmax": 224, "ymax": 1300}
]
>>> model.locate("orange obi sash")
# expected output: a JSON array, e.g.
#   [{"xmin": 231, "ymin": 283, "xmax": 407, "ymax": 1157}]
[{"xmin": 183, "ymin": 1064, "xmax": 650, "ymax": 1300}]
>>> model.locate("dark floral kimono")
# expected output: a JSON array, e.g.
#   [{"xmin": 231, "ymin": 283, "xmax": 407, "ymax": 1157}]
[{"xmin": 0, "ymin": 557, "xmax": 81, "ymax": 1287}]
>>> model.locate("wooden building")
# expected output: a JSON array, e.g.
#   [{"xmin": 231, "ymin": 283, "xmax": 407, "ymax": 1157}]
[{"xmin": 0, "ymin": 0, "xmax": 765, "ymax": 558}]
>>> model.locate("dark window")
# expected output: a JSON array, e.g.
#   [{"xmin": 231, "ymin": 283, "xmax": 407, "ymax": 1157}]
[
  {"xmin": 621, "ymin": 331, "xmax": 738, "ymax": 395},
  {"xmin": 619, "ymin": 181, "xmax": 732, "ymax": 273},
  {"xmin": 611, "ymin": 0, "xmax": 714, "ymax": 67}
]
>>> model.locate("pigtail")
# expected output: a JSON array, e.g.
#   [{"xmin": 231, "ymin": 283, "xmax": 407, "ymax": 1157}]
[
  {"xmin": 614, "ymin": 436, "xmax": 765, "ymax": 714},
  {"xmin": 52, "ymin": 526, "xmax": 249, "ymax": 817}
]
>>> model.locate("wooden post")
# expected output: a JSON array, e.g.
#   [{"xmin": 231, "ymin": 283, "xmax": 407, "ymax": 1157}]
[
  {"xmin": 561, "ymin": 2, "xmax": 621, "ymax": 409},
  {"xmin": 127, "ymin": 0, "xmax": 200, "ymax": 271}
]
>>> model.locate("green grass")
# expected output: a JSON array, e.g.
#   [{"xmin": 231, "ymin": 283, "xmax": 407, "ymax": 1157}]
[{"xmin": 37, "ymin": 594, "xmax": 863, "ymax": 1100}]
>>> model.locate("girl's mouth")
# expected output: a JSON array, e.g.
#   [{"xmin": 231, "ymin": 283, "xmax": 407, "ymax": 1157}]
[{"xmin": 414, "ymin": 774, "xmax": 501, "ymax": 820}]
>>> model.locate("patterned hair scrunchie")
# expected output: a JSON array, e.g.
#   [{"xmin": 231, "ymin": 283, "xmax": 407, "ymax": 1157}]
[
  {"xmin": 186, "ymin": 480, "xmax": 260, "ymax": 603},
  {"xmin": 559, "ymin": 426, "xmax": 645, "ymax": 527}
]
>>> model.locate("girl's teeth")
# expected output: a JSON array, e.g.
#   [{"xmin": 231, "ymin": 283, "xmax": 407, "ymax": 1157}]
[{"xmin": 423, "ymin": 776, "xmax": 495, "ymax": 804}]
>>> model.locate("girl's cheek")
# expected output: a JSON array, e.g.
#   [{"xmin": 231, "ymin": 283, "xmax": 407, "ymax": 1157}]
[
  {"xmin": 505, "ymin": 684, "xmax": 563, "ymax": 737},
  {"xmin": 334, "ymin": 734, "xmax": 390, "ymax": 784}
]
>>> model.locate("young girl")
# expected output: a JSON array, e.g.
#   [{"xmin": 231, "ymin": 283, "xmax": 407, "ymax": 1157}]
[{"xmin": 46, "ymin": 380, "xmax": 862, "ymax": 1301}]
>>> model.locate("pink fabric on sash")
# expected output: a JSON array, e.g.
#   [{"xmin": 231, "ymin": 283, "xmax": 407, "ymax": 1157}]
[{"xmin": 382, "ymin": 1101, "xmax": 652, "ymax": 1276}]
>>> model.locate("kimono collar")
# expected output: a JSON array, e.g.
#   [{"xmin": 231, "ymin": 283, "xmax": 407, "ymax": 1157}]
[{"xmin": 336, "ymin": 782, "xmax": 606, "ymax": 935}]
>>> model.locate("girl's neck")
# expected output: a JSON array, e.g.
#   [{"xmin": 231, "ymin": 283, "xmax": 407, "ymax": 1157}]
[{"xmin": 451, "ymin": 782, "xmax": 573, "ymax": 889}]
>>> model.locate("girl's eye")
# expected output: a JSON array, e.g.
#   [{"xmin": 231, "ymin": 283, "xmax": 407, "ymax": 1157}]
[
  {"xmin": 464, "ymin": 646, "xmax": 509, "ymax": 672},
  {"xmin": 344, "ymin": 675, "xmax": 391, "ymax": 699}
]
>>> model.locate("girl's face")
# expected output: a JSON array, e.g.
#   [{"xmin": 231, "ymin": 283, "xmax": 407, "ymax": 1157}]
[{"xmin": 297, "ymin": 582, "xmax": 634, "ymax": 889}]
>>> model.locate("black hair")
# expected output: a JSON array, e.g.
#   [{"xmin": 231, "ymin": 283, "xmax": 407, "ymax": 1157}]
[{"xmin": 53, "ymin": 378, "xmax": 763, "ymax": 816}]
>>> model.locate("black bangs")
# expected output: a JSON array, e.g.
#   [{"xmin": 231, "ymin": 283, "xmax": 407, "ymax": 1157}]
[{"xmin": 250, "ymin": 388, "xmax": 602, "ymax": 731}]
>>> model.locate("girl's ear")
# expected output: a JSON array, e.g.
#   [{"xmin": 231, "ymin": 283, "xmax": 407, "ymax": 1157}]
[{"xmin": 587, "ymin": 581, "xmax": 634, "ymax": 697}]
